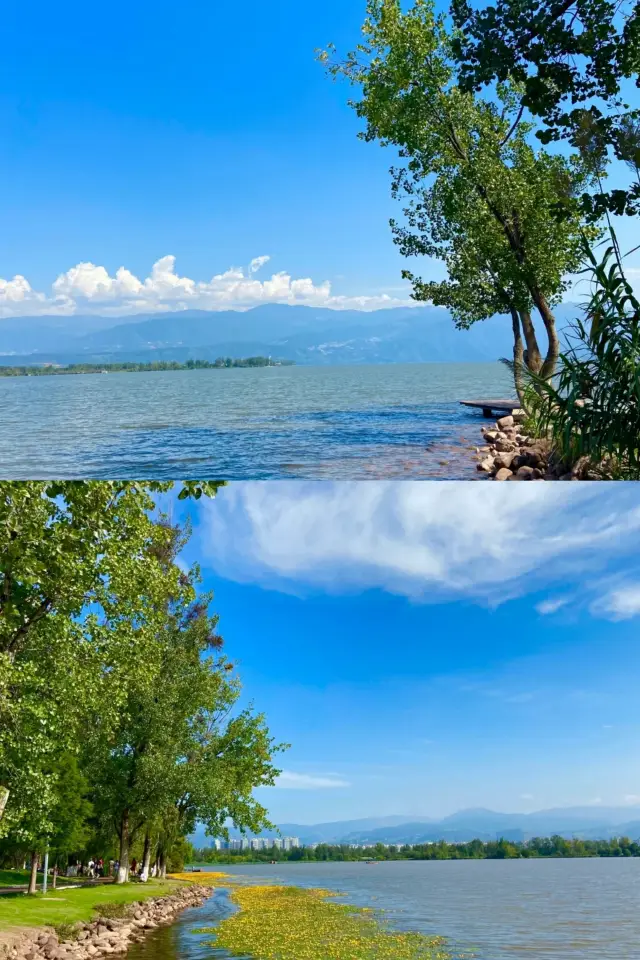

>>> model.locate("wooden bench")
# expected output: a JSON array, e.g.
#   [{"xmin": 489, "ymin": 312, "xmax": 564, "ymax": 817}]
[{"xmin": 460, "ymin": 399, "xmax": 521, "ymax": 419}]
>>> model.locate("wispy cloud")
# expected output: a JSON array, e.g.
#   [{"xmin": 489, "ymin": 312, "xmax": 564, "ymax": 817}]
[
  {"xmin": 504, "ymin": 692, "xmax": 536, "ymax": 704},
  {"xmin": 273, "ymin": 771, "xmax": 351, "ymax": 790},
  {"xmin": 0, "ymin": 255, "xmax": 417, "ymax": 317},
  {"xmin": 198, "ymin": 483, "xmax": 640, "ymax": 606},
  {"xmin": 592, "ymin": 584, "xmax": 640, "ymax": 621},
  {"xmin": 458, "ymin": 682, "xmax": 537, "ymax": 704},
  {"xmin": 536, "ymin": 597, "xmax": 571, "ymax": 615}
]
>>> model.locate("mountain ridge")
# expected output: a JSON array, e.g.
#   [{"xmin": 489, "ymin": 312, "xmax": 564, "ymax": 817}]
[
  {"xmin": 0, "ymin": 303, "xmax": 582, "ymax": 366},
  {"xmin": 189, "ymin": 804, "xmax": 640, "ymax": 847}
]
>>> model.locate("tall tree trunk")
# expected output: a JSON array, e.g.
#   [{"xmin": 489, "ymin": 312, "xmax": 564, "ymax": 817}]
[
  {"xmin": 510, "ymin": 308, "xmax": 525, "ymax": 404},
  {"xmin": 0, "ymin": 786, "xmax": 9, "ymax": 821},
  {"xmin": 532, "ymin": 291, "xmax": 560, "ymax": 380},
  {"xmin": 28, "ymin": 852, "xmax": 39, "ymax": 895},
  {"xmin": 140, "ymin": 831, "xmax": 152, "ymax": 882},
  {"xmin": 518, "ymin": 310, "xmax": 543, "ymax": 374},
  {"xmin": 117, "ymin": 810, "xmax": 130, "ymax": 884},
  {"xmin": 158, "ymin": 851, "xmax": 167, "ymax": 879}
]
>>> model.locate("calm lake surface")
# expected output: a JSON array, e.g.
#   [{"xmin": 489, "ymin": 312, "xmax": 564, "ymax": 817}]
[
  {"xmin": 131, "ymin": 860, "xmax": 640, "ymax": 960},
  {"xmin": 0, "ymin": 363, "xmax": 513, "ymax": 479}
]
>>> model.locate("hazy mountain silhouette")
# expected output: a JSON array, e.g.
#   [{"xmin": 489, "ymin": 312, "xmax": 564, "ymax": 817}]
[
  {"xmin": 0, "ymin": 303, "xmax": 582, "ymax": 366},
  {"xmin": 190, "ymin": 805, "xmax": 640, "ymax": 847}
]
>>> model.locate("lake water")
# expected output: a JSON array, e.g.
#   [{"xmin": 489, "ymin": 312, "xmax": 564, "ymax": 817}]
[
  {"xmin": 0, "ymin": 363, "xmax": 513, "ymax": 479},
  {"xmin": 129, "ymin": 860, "xmax": 640, "ymax": 960}
]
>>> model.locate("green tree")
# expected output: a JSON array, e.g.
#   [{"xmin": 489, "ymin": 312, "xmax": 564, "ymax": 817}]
[
  {"xmin": 321, "ymin": 0, "xmax": 595, "ymax": 382},
  {"xmin": 87, "ymin": 524, "xmax": 285, "ymax": 883},
  {"xmin": 47, "ymin": 754, "xmax": 93, "ymax": 888},
  {"xmin": 450, "ymin": 0, "xmax": 640, "ymax": 219},
  {"xmin": 0, "ymin": 481, "xmax": 223, "ymax": 859}
]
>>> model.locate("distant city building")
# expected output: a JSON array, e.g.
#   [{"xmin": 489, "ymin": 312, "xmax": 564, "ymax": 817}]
[
  {"xmin": 206, "ymin": 834, "xmax": 301, "ymax": 852},
  {"xmin": 281, "ymin": 836, "xmax": 300, "ymax": 850}
]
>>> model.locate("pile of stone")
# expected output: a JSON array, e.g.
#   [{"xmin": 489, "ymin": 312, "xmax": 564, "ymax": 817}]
[
  {"xmin": 475, "ymin": 413, "xmax": 596, "ymax": 481},
  {"xmin": 5, "ymin": 885, "xmax": 212, "ymax": 960}
]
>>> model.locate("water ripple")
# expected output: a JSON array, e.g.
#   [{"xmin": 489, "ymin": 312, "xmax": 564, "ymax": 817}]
[{"xmin": 0, "ymin": 363, "xmax": 511, "ymax": 478}]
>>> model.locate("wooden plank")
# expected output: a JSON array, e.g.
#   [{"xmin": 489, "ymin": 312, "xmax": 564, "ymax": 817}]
[{"xmin": 460, "ymin": 399, "xmax": 520, "ymax": 418}]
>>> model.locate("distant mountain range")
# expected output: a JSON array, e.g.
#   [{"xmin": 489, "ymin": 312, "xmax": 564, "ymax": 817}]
[
  {"xmin": 0, "ymin": 303, "xmax": 582, "ymax": 367},
  {"xmin": 190, "ymin": 805, "xmax": 640, "ymax": 847}
]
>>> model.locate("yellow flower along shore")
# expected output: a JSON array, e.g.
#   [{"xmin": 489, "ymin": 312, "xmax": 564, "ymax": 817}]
[
  {"xmin": 169, "ymin": 872, "xmax": 233, "ymax": 883},
  {"xmin": 195, "ymin": 884, "xmax": 452, "ymax": 960}
]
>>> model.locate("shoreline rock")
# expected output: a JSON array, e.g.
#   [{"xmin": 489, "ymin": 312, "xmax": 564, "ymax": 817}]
[
  {"xmin": 474, "ymin": 413, "xmax": 602, "ymax": 481},
  {"xmin": 4, "ymin": 885, "xmax": 212, "ymax": 960}
]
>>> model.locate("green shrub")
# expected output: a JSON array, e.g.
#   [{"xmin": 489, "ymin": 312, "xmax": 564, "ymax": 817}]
[{"xmin": 53, "ymin": 923, "xmax": 82, "ymax": 942}]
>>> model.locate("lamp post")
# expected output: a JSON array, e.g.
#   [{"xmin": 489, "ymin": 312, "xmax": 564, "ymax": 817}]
[{"xmin": 42, "ymin": 849, "xmax": 49, "ymax": 894}]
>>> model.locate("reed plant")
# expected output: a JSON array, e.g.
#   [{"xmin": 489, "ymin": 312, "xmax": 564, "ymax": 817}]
[{"xmin": 521, "ymin": 232, "xmax": 640, "ymax": 478}]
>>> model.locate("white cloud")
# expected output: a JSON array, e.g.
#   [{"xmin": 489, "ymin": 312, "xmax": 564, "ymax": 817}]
[
  {"xmin": 593, "ymin": 584, "xmax": 640, "ymax": 621},
  {"xmin": 198, "ymin": 483, "xmax": 640, "ymax": 604},
  {"xmin": 0, "ymin": 254, "xmax": 418, "ymax": 317},
  {"xmin": 624, "ymin": 794, "xmax": 640, "ymax": 804},
  {"xmin": 520, "ymin": 793, "xmax": 534, "ymax": 800},
  {"xmin": 0, "ymin": 274, "xmax": 49, "ymax": 311},
  {"xmin": 536, "ymin": 597, "xmax": 570, "ymax": 615},
  {"xmin": 273, "ymin": 771, "xmax": 351, "ymax": 789}
]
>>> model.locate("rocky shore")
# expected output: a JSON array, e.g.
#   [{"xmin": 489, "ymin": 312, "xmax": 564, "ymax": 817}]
[
  {"xmin": 474, "ymin": 413, "xmax": 599, "ymax": 481},
  {"xmin": 4, "ymin": 885, "xmax": 212, "ymax": 960}
]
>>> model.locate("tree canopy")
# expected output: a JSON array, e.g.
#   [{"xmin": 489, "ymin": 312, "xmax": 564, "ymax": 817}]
[
  {"xmin": 0, "ymin": 481, "xmax": 283, "ymax": 888},
  {"xmin": 450, "ymin": 0, "xmax": 640, "ymax": 217},
  {"xmin": 321, "ymin": 0, "xmax": 597, "ymax": 382}
]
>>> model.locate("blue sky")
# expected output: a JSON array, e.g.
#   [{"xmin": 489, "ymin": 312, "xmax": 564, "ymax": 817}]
[
  {"xmin": 170, "ymin": 482, "xmax": 640, "ymax": 825},
  {"xmin": 1, "ymin": 0, "xmax": 638, "ymax": 318}
]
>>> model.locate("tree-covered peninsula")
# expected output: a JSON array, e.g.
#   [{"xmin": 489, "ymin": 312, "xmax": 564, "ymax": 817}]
[{"xmin": 0, "ymin": 357, "xmax": 294, "ymax": 377}]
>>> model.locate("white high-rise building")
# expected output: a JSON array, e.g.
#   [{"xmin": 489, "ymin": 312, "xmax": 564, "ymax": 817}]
[{"xmin": 281, "ymin": 836, "xmax": 301, "ymax": 850}]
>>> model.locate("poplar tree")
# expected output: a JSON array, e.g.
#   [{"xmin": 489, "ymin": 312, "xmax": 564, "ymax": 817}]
[{"xmin": 321, "ymin": 0, "xmax": 596, "ymax": 381}]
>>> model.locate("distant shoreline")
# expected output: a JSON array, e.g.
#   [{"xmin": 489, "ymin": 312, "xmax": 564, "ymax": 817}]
[
  {"xmin": 188, "ymin": 833, "xmax": 640, "ymax": 864},
  {"xmin": 0, "ymin": 357, "xmax": 295, "ymax": 377}
]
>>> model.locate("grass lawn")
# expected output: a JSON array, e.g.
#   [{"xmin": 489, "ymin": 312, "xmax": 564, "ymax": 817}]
[
  {"xmin": 0, "ymin": 871, "xmax": 78, "ymax": 889},
  {"xmin": 0, "ymin": 879, "xmax": 181, "ymax": 932},
  {"xmin": 0, "ymin": 871, "xmax": 35, "ymax": 888}
]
